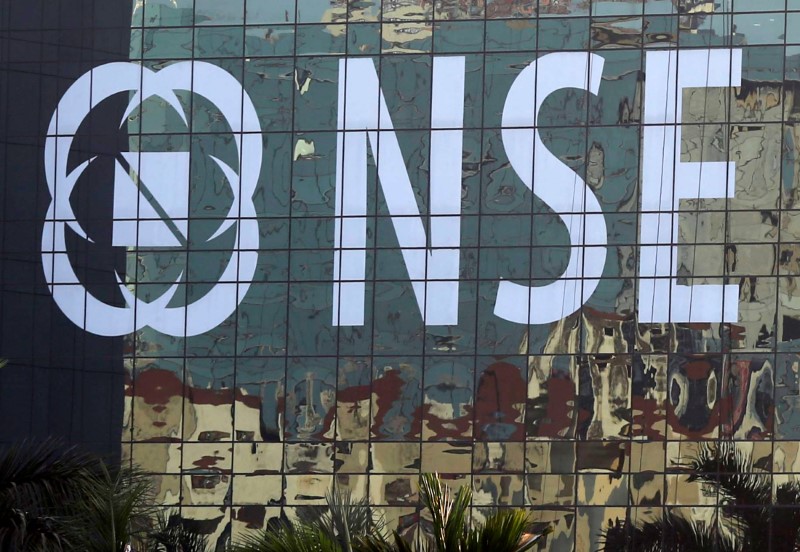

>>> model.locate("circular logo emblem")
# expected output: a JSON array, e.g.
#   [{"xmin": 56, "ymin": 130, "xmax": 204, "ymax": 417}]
[{"xmin": 42, "ymin": 61, "xmax": 261, "ymax": 337}]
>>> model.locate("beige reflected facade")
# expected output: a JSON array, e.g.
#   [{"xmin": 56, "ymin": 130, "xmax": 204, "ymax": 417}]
[{"xmin": 110, "ymin": 0, "xmax": 800, "ymax": 550}]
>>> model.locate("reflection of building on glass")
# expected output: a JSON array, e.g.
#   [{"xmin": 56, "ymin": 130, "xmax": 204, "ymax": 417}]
[
  {"xmin": 372, "ymin": 363, "xmax": 423, "ymax": 440},
  {"xmin": 288, "ymin": 370, "xmax": 336, "ymax": 439},
  {"xmin": 423, "ymin": 360, "xmax": 473, "ymax": 440},
  {"xmin": 722, "ymin": 358, "xmax": 773, "ymax": 439},
  {"xmin": 474, "ymin": 361, "xmax": 526, "ymax": 441},
  {"xmin": 319, "ymin": 0, "xmax": 434, "ymax": 52},
  {"xmin": 124, "ymin": 364, "xmax": 290, "ymax": 547},
  {"xmin": 296, "ymin": 373, "xmax": 322, "ymax": 436},
  {"xmin": 77, "ymin": 2, "xmax": 800, "ymax": 550}
]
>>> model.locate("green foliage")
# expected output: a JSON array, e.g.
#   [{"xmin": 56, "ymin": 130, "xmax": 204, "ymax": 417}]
[
  {"xmin": 601, "ymin": 509, "xmax": 738, "ymax": 552},
  {"xmin": 228, "ymin": 474, "xmax": 548, "ymax": 552},
  {"xmin": 72, "ymin": 463, "xmax": 155, "ymax": 552},
  {"xmin": 230, "ymin": 489, "xmax": 387, "ymax": 552},
  {"xmin": 461, "ymin": 510, "xmax": 544, "ymax": 552},
  {"xmin": 0, "ymin": 440, "xmax": 547, "ymax": 552},
  {"xmin": 146, "ymin": 510, "xmax": 210, "ymax": 552},
  {"xmin": 0, "ymin": 438, "xmax": 208, "ymax": 552},
  {"xmin": 0, "ymin": 439, "xmax": 98, "ymax": 551},
  {"xmin": 354, "ymin": 533, "xmax": 414, "ymax": 552},
  {"xmin": 418, "ymin": 473, "xmax": 472, "ymax": 552},
  {"xmin": 230, "ymin": 523, "xmax": 342, "ymax": 552},
  {"xmin": 415, "ymin": 473, "xmax": 547, "ymax": 552},
  {"xmin": 295, "ymin": 488, "xmax": 386, "ymax": 552},
  {"xmin": 600, "ymin": 443, "xmax": 800, "ymax": 552}
]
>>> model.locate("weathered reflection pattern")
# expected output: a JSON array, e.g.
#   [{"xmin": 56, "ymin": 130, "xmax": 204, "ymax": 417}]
[{"xmin": 122, "ymin": 0, "xmax": 800, "ymax": 550}]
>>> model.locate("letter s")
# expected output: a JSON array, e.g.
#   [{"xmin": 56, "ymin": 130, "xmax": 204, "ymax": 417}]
[{"xmin": 494, "ymin": 53, "xmax": 607, "ymax": 324}]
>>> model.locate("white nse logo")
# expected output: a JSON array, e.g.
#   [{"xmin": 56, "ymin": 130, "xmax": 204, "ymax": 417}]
[
  {"xmin": 44, "ymin": 49, "xmax": 743, "ymax": 337},
  {"xmin": 42, "ymin": 61, "xmax": 261, "ymax": 337},
  {"xmin": 332, "ymin": 49, "xmax": 742, "ymax": 328}
]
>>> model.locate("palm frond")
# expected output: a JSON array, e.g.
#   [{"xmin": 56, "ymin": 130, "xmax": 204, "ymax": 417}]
[
  {"xmin": 230, "ymin": 522, "xmax": 342, "ymax": 552},
  {"xmin": 353, "ymin": 532, "xmax": 414, "ymax": 552},
  {"xmin": 687, "ymin": 442, "xmax": 771, "ymax": 507},
  {"xmin": 600, "ymin": 510, "xmax": 739, "ymax": 552},
  {"xmin": 686, "ymin": 442, "xmax": 772, "ymax": 547},
  {"xmin": 0, "ymin": 439, "xmax": 100, "ymax": 551},
  {"xmin": 0, "ymin": 439, "xmax": 98, "ymax": 511},
  {"xmin": 0, "ymin": 508, "xmax": 69, "ymax": 552},
  {"xmin": 769, "ymin": 481, "xmax": 800, "ymax": 552},
  {"xmin": 352, "ymin": 534, "xmax": 394, "ymax": 552},
  {"xmin": 297, "ymin": 488, "xmax": 385, "ymax": 551},
  {"xmin": 146, "ymin": 510, "xmax": 209, "ymax": 552},
  {"xmin": 71, "ymin": 463, "xmax": 156, "ymax": 552},
  {"xmin": 463, "ymin": 510, "xmax": 547, "ymax": 552},
  {"xmin": 418, "ymin": 473, "xmax": 472, "ymax": 552}
]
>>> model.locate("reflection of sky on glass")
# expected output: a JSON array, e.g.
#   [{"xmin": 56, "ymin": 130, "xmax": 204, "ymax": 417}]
[
  {"xmin": 194, "ymin": 0, "xmax": 245, "ymax": 23},
  {"xmin": 691, "ymin": 0, "xmax": 786, "ymax": 46},
  {"xmin": 733, "ymin": 13, "xmax": 784, "ymax": 45},
  {"xmin": 696, "ymin": 12, "xmax": 733, "ymax": 37},
  {"xmin": 244, "ymin": 27, "xmax": 293, "ymax": 42},
  {"xmin": 146, "ymin": 0, "xmax": 191, "ymax": 7},
  {"xmin": 547, "ymin": 0, "xmax": 671, "ymax": 17},
  {"xmin": 250, "ymin": 1, "xmax": 294, "ymax": 22},
  {"xmin": 297, "ymin": 0, "xmax": 331, "ymax": 23},
  {"xmin": 247, "ymin": 0, "xmax": 296, "ymax": 24},
  {"xmin": 590, "ymin": 0, "xmax": 676, "ymax": 16},
  {"xmin": 590, "ymin": 1, "xmax": 637, "ymax": 16},
  {"xmin": 643, "ymin": 0, "xmax": 677, "ymax": 14},
  {"xmin": 753, "ymin": 0, "xmax": 787, "ymax": 10},
  {"xmin": 786, "ymin": 46, "xmax": 800, "ymax": 78}
]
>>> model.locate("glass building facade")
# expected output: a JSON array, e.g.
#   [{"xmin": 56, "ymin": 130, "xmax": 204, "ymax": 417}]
[{"xmin": 5, "ymin": 0, "xmax": 800, "ymax": 549}]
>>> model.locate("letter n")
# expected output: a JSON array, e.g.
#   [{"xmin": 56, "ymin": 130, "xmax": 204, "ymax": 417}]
[{"xmin": 332, "ymin": 57, "xmax": 465, "ymax": 327}]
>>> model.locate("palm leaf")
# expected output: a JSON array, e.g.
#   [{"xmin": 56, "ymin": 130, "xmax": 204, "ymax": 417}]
[
  {"xmin": 600, "ymin": 510, "xmax": 738, "ymax": 552},
  {"xmin": 353, "ymin": 532, "xmax": 414, "ymax": 552},
  {"xmin": 297, "ymin": 488, "xmax": 385, "ymax": 551},
  {"xmin": 146, "ymin": 509, "xmax": 209, "ymax": 552},
  {"xmin": 418, "ymin": 473, "xmax": 472, "ymax": 552},
  {"xmin": 230, "ymin": 522, "xmax": 342, "ymax": 552},
  {"xmin": 603, "ymin": 445, "xmax": 800, "ymax": 552},
  {"xmin": 0, "ymin": 439, "xmax": 99, "ymax": 551},
  {"xmin": 463, "ymin": 510, "xmax": 546, "ymax": 552},
  {"xmin": 687, "ymin": 443, "xmax": 771, "ymax": 505},
  {"xmin": 770, "ymin": 481, "xmax": 800, "ymax": 552},
  {"xmin": 231, "ymin": 485, "xmax": 390, "ymax": 552},
  {"xmin": 0, "ymin": 439, "xmax": 97, "ymax": 511},
  {"xmin": 686, "ymin": 442, "xmax": 771, "ymax": 548},
  {"xmin": 0, "ymin": 508, "xmax": 69, "ymax": 552},
  {"xmin": 70, "ymin": 463, "xmax": 155, "ymax": 552}
]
